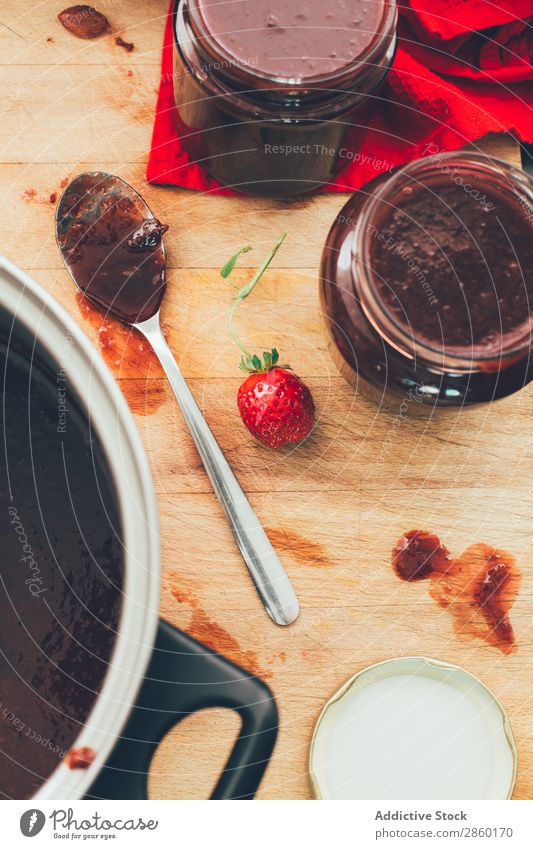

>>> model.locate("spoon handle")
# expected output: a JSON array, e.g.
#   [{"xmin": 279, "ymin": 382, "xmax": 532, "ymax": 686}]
[{"xmin": 135, "ymin": 314, "xmax": 299, "ymax": 626}]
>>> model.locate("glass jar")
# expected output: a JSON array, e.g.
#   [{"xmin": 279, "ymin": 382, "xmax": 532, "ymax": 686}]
[
  {"xmin": 320, "ymin": 153, "xmax": 533, "ymax": 407},
  {"xmin": 172, "ymin": 0, "xmax": 398, "ymax": 196}
]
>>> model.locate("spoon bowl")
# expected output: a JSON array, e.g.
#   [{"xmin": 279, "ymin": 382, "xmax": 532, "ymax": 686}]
[{"xmin": 56, "ymin": 171, "xmax": 168, "ymax": 324}]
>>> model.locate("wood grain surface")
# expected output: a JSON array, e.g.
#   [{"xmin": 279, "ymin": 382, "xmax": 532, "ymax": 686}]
[{"xmin": 1, "ymin": 1, "xmax": 531, "ymax": 800}]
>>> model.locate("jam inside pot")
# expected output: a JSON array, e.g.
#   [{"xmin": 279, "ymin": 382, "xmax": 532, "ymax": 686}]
[
  {"xmin": 172, "ymin": 0, "xmax": 398, "ymax": 196},
  {"xmin": 0, "ymin": 324, "xmax": 123, "ymax": 799},
  {"xmin": 320, "ymin": 153, "xmax": 533, "ymax": 406}
]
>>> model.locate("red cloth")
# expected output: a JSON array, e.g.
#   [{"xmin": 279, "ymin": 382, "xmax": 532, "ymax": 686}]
[{"xmin": 146, "ymin": 0, "xmax": 533, "ymax": 195}]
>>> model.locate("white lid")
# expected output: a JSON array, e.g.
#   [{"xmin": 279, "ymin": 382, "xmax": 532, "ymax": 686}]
[{"xmin": 310, "ymin": 657, "xmax": 517, "ymax": 800}]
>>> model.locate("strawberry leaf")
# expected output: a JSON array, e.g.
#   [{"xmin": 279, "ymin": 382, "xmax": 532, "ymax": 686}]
[
  {"xmin": 238, "ymin": 347, "xmax": 291, "ymax": 373},
  {"xmin": 220, "ymin": 245, "xmax": 252, "ymax": 279}
]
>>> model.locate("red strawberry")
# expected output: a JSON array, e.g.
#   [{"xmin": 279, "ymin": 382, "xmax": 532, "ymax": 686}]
[
  {"xmin": 237, "ymin": 356, "xmax": 315, "ymax": 449},
  {"xmin": 222, "ymin": 234, "xmax": 316, "ymax": 449}
]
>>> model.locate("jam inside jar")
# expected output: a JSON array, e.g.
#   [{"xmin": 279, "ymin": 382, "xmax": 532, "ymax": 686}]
[
  {"xmin": 320, "ymin": 153, "xmax": 533, "ymax": 407},
  {"xmin": 172, "ymin": 0, "xmax": 397, "ymax": 196}
]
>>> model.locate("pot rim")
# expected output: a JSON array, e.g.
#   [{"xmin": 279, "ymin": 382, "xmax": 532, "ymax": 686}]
[{"xmin": 0, "ymin": 256, "xmax": 161, "ymax": 800}]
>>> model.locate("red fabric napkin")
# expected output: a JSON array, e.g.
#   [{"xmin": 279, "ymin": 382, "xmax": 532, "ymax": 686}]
[{"xmin": 146, "ymin": 0, "xmax": 533, "ymax": 195}]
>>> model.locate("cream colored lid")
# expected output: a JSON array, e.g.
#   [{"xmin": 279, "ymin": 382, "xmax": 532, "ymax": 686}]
[{"xmin": 310, "ymin": 657, "xmax": 517, "ymax": 800}]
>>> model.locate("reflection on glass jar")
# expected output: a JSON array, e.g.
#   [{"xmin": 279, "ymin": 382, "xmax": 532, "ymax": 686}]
[
  {"xmin": 172, "ymin": 0, "xmax": 398, "ymax": 196},
  {"xmin": 320, "ymin": 153, "xmax": 533, "ymax": 407}
]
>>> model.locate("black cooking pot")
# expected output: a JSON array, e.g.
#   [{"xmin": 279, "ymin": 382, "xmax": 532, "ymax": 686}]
[{"xmin": 0, "ymin": 257, "xmax": 277, "ymax": 801}]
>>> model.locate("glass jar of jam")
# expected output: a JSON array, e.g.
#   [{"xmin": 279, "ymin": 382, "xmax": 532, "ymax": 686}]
[
  {"xmin": 320, "ymin": 153, "xmax": 533, "ymax": 407},
  {"xmin": 172, "ymin": 0, "xmax": 398, "ymax": 196}
]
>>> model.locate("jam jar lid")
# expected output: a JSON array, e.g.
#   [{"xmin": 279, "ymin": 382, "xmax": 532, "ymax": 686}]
[{"xmin": 309, "ymin": 656, "xmax": 517, "ymax": 800}]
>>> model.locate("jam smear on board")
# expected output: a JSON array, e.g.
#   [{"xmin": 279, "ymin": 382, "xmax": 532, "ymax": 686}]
[
  {"xmin": 393, "ymin": 530, "xmax": 520, "ymax": 654},
  {"xmin": 75, "ymin": 292, "xmax": 166, "ymax": 415},
  {"xmin": 115, "ymin": 36, "xmax": 134, "ymax": 52},
  {"xmin": 58, "ymin": 5, "xmax": 110, "ymax": 39},
  {"xmin": 392, "ymin": 529, "xmax": 451, "ymax": 581}
]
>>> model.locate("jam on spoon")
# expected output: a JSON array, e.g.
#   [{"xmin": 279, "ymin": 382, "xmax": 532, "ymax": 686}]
[
  {"xmin": 56, "ymin": 175, "xmax": 167, "ymax": 323},
  {"xmin": 56, "ymin": 173, "xmax": 298, "ymax": 626}
]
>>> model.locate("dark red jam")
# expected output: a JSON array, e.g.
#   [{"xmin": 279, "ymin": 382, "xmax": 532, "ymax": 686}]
[
  {"xmin": 320, "ymin": 153, "xmax": 533, "ymax": 406},
  {"xmin": 197, "ymin": 0, "xmax": 384, "ymax": 79},
  {"xmin": 57, "ymin": 173, "xmax": 167, "ymax": 324},
  {"xmin": 477, "ymin": 557, "xmax": 515, "ymax": 647},
  {"xmin": 65, "ymin": 746, "xmax": 97, "ymax": 770},
  {"xmin": 172, "ymin": 0, "xmax": 397, "ymax": 196},
  {"xmin": 0, "ymin": 326, "xmax": 123, "ymax": 798},
  {"xmin": 115, "ymin": 36, "xmax": 134, "ymax": 52},
  {"xmin": 74, "ymin": 292, "xmax": 167, "ymax": 416},
  {"xmin": 392, "ymin": 530, "xmax": 451, "ymax": 581},
  {"xmin": 58, "ymin": 5, "xmax": 109, "ymax": 39},
  {"xmin": 392, "ymin": 530, "xmax": 520, "ymax": 654},
  {"xmin": 370, "ymin": 183, "xmax": 533, "ymax": 357}
]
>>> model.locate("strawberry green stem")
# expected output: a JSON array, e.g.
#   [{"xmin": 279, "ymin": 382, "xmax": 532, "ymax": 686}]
[{"xmin": 226, "ymin": 232, "xmax": 286, "ymax": 362}]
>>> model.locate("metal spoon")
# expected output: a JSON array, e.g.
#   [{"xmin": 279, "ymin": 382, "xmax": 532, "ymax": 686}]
[{"xmin": 56, "ymin": 172, "xmax": 299, "ymax": 626}]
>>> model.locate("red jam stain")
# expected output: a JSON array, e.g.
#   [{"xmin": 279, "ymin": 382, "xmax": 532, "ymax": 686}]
[
  {"xmin": 392, "ymin": 530, "xmax": 451, "ymax": 581},
  {"xmin": 265, "ymin": 527, "xmax": 332, "ymax": 568},
  {"xmin": 115, "ymin": 36, "xmax": 134, "ymax": 52},
  {"xmin": 21, "ymin": 182, "xmax": 69, "ymax": 205},
  {"xmin": 75, "ymin": 292, "xmax": 166, "ymax": 415},
  {"xmin": 429, "ymin": 544, "xmax": 520, "ymax": 656},
  {"xmin": 170, "ymin": 580, "xmax": 269, "ymax": 678},
  {"xmin": 393, "ymin": 530, "xmax": 521, "ymax": 654},
  {"xmin": 58, "ymin": 6, "xmax": 110, "ymax": 39},
  {"xmin": 65, "ymin": 746, "xmax": 96, "ymax": 770},
  {"xmin": 21, "ymin": 188, "xmax": 37, "ymax": 202}
]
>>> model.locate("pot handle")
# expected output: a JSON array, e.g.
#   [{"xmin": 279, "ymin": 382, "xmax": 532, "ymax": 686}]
[{"xmin": 86, "ymin": 619, "xmax": 278, "ymax": 800}]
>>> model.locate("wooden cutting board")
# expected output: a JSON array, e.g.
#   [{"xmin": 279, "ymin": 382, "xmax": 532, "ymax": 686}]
[{"xmin": 1, "ymin": 0, "xmax": 531, "ymax": 800}]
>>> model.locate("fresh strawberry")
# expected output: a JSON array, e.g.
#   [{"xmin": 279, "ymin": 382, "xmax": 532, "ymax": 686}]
[
  {"xmin": 222, "ymin": 234, "xmax": 316, "ymax": 449},
  {"xmin": 237, "ymin": 353, "xmax": 315, "ymax": 448}
]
